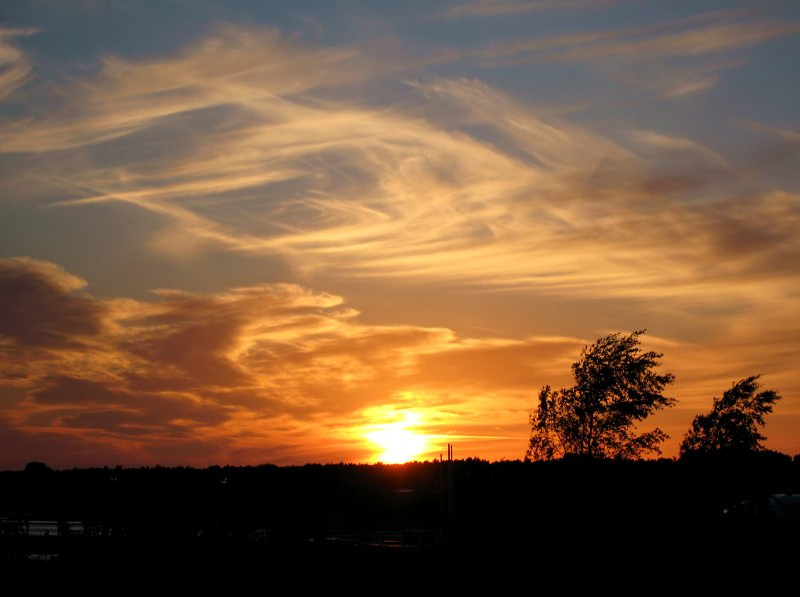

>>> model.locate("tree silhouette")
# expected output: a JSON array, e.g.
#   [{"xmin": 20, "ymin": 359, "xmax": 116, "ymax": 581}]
[
  {"xmin": 679, "ymin": 375, "xmax": 781, "ymax": 456},
  {"xmin": 526, "ymin": 330, "xmax": 676, "ymax": 461}
]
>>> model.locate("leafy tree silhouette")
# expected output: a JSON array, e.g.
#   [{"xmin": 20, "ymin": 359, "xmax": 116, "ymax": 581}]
[
  {"xmin": 526, "ymin": 330, "xmax": 676, "ymax": 460},
  {"xmin": 679, "ymin": 375, "xmax": 781, "ymax": 456}
]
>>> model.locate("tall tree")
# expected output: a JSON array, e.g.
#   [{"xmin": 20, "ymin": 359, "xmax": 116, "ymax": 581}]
[
  {"xmin": 679, "ymin": 375, "xmax": 781, "ymax": 456},
  {"xmin": 526, "ymin": 330, "xmax": 676, "ymax": 460}
]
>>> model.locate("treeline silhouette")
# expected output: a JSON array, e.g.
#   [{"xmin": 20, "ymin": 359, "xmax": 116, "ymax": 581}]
[{"xmin": 2, "ymin": 454, "xmax": 798, "ymax": 583}]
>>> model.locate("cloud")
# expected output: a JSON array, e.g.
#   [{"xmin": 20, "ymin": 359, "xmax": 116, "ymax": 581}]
[
  {"xmin": 629, "ymin": 130, "xmax": 729, "ymax": 167},
  {"xmin": 466, "ymin": 11, "xmax": 799, "ymax": 97},
  {"xmin": 470, "ymin": 12, "xmax": 800, "ymax": 64},
  {"xmin": 0, "ymin": 28, "xmax": 35, "ymax": 99},
  {"xmin": 1, "ymin": 258, "xmax": 583, "ymax": 464},
  {"xmin": 0, "ymin": 258, "xmax": 108, "ymax": 348},
  {"xmin": 29, "ymin": 375, "xmax": 231, "ymax": 431},
  {"xmin": 1, "ymin": 258, "xmax": 797, "ymax": 464},
  {"xmin": 0, "ymin": 25, "xmax": 356, "ymax": 153},
  {"xmin": 646, "ymin": 312, "xmax": 800, "ymax": 457},
  {"xmin": 447, "ymin": 1, "xmax": 618, "ymax": 18},
  {"xmin": 0, "ymin": 416, "xmax": 123, "ymax": 470},
  {"xmin": 1, "ymin": 22, "xmax": 796, "ymax": 307}
]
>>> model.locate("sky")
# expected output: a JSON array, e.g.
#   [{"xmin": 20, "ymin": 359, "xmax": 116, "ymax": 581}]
[{"xmin": 0, "ymin": 0, "xmax": 798, "ymax": 468}]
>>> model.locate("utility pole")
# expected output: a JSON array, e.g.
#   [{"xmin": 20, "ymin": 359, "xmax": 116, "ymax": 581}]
[{"xmin": 447, "ymin": 443, "xmax": 455, "ymax": 523}]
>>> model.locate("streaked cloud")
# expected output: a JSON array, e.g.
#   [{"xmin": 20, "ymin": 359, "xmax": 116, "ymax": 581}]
[
  {"xmin": 0, "ymin": 25, "xmax": 356, "ymax": 153},
  {"xmin": 470, "ymin": 12, "xmax": 800, "ymax": 64},
  {"xmin": 447, "ymin": 1, "xmax": 618, "ymax": 18},
  {"xmin": 3, "ymin": 25, "xmax": 796, "ymax": 305},
  {"xmin": 466, "ymin": 11, "xmax": 799, "ymax": 97},
  {"xmin": 0, "ymin": 28, "xmax": 35, "ymax": 99}
]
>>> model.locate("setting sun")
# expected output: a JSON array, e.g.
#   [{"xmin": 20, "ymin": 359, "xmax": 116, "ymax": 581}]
[{"xmin": 366, "ymin": 413, "xmax": 428, "ymax": 463}]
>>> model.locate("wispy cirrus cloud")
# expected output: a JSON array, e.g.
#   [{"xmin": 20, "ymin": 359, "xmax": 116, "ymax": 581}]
[
  {"xmin": 464, "ymin": 10, "xmax": 800, "ymax": 97},
  {"xmin": 0, "ymin": 28, "xmax": 36, "ymax": 99},
  {"xmin": 446, "ymin": 0, "xmax": 620, "ymax": 18},
  {"xmin": 2, "ymin": 24, "xmax": 797, "ymax": 306},
  {"xmin": 0, "ymin": 25, "xmax": 357, "ymax": 153},
  {"xmin": 473, "ymin": 17, "xmax": 800, "ymax": 64}
]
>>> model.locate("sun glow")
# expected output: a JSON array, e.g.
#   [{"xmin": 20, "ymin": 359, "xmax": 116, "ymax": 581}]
[{"xmin": 366, "ymin": 412, "xmax": 428, "ymax": 463}]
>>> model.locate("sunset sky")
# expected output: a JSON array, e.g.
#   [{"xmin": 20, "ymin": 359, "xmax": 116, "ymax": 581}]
[{"xmin": 1, "ymin": 1, "xmax": 798, "ymax": 468}]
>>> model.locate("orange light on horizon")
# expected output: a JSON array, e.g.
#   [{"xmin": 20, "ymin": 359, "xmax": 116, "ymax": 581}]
[{"xmin": 365, "ymin": 411, "xmax": 428, "ymax": 463}]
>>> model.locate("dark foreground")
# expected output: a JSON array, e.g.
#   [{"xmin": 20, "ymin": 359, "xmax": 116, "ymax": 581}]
[{"xmin": 2, "ymin": 455, "xmax": 798, "ymax": 586}]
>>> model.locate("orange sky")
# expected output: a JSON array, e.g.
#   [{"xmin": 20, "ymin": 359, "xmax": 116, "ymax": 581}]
[{"xmin": 0, "ymin": 2, "xmax": 798, "ymax": 468}]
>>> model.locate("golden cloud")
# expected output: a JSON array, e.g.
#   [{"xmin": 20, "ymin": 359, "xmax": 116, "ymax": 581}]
[
  {"xmin": 1, "ymin": 257, "xmax": 797, "ymax": 466},
  {"xmin": 0, "ymin": 258, "xmax": 583, "ymax": 466}
]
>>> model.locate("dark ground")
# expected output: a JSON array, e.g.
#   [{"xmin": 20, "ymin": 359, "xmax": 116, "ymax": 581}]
[{"xmin": 1, "ymin": 454, "xmax": 798, "ymax": 587}]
